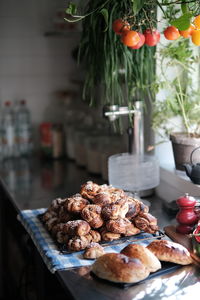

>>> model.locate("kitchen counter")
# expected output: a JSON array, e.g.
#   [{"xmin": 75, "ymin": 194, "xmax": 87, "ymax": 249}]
[{"xmin": 0, "ymin": 157, "xmax": 199, "ymax": 300}]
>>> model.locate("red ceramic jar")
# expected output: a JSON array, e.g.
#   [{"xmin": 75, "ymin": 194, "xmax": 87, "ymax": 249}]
[{"xmin": 176, "ymin": 193, "xmax": 198, "ymax": 234}]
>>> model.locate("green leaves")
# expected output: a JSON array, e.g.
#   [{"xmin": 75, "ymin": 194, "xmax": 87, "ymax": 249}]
[
  {"xmin": 66, "ymin": 2, "xmax": 77, "ymax": 15},
  {"xmin": 131, "ymin": 0, "xmax": 146, "ymax": 15},
  {"xmin": 99, "ymin": 8, "xmax": 109, "ymax": 31},
  {"xmin": 171, "ymin": 13, "xmax": 193, "ymax": 31}
]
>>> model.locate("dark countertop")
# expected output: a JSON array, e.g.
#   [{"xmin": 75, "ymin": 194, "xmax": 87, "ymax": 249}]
[{"xmin": 0, "ymin": 157, "xmax": 200, "ymax": 300}]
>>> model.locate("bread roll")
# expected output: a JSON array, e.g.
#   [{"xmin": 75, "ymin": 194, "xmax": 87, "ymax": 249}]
[
  {"xmin": 92, "ymin": 253, "xmax": 150, "ymax": 283},
  {"xmin": 121, "ymin": 244, "xmax": 161, "ymax": 272},
  {"xmin": 83, "ymin": 242, "xmax": 105, "ymax": 259},
  {"xmin": 147, "ymin": 239, "xmax": 193, "ymax": 265}
]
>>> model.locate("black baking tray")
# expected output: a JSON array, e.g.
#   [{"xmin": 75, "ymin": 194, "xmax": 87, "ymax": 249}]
[
  {"xmin": 37, "ymin": 213, "xmax": 165, "ymax": 254},
  {"xmin": 91, "ymin": 261, "xmax": 182, "ymax": 289}
]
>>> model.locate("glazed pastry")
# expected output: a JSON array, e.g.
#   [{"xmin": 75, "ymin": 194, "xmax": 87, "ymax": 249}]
[
  {"xmin": 63, "ymin": 220, "xmax": 91, "ymax": 236},
  {"xmin": 134, "ymin": 213, "xmax": 158, "ymax": 234},
  {"xmin": 83, "ymin": 242, "xmax": 105, "ymax": 259},
  {"xmin": 121, "ymin": 244, "xmax": 161, "ymax": 272},
  {"xmin": 106, "ymin": 218, "xmax": 133, "ymax": 234},
  {"xmin": 45, "ymin": 217, "xmax": 58, "ymax": 231},
  {"xmin": 102, "ymin": 199, "xmax": 129, "ymax": 220},
  {"xmin": 50, "ymin": 197, "xmax": 66, "ymax": 212},
  {"xmin": 125, "ymin": 197, "xmax": 141, "ymax": 219},
  {"xmin": 64, "ymin": 194, "xmax": 89, "ymax": 214},
  {"xmin": 100, "ymin": 230, "xmax": 121, "ymax": 241},
  {"xmin": 88, "ymin": 230, "xmax": 101, "ymax": 243},
  {"xmin": 92, "ymin": 192, "xmax": 113, "ymax": 206},
  {"xmin": 123, "ymin": 223, "xmax": 141, "ymax": 236},
  {"xmin": 80, "ymin": 181, "xmax": 100, "ymax": 200},
  {"xmin": 67, "ymin": 235, "xmax": 90, "ymax": 252},
  {"xmin": 147, "ymin": 240, "xmax": 193, "ymax": 265},
  {"xmin": 139, "ymin": 202, "xmax": 149, "ymax": 214},
  {"xmin": 51, "ymin": 223, "xmax": 65, "ymax": 237},
  {"xmin": 42, "ymin": 210, "xmax": 57, "ymax": 222},
  {"xmin": 92, "ymin": 253, "xmax": 150, "ymax": 283},
  {"xmin": 58, "ymin": 206, "xmax": 74, "ymax": 223},
  {"xmin": 81, "ymin": 204, "xmax": 104, "ymax": 228},
  {"xmin": 56, "ymin": 231, "xmax": 69, "ymax": 244}
]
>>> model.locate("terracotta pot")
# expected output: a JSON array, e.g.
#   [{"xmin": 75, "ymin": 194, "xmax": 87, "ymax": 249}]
[{"xmin": 170, "ymin": 133, "xmax": 200, "ymax": 170}]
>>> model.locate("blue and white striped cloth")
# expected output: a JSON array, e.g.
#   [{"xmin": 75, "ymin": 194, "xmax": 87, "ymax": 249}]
[{"xmin": 17, "ymin": 208, "xmax": 160, "ymax": 273}]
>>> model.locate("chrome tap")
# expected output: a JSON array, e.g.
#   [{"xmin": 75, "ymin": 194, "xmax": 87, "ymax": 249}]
[{"xmin": 103, "ymin": 101, "xmax": 144, "ymax": 156}]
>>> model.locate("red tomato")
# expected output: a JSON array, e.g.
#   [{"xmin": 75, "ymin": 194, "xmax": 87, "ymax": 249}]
[
  {"xmin": 144, "ymin": 29, "xmax": 160, "ymax": 46},
  {"xmin": 121, "ymin": 30, "xmax": 140, "ymax": 47},
  {"xmin": 112, "ymin": 19, "xmax": 130, "ymax": 35},
  {"xmin": 130, "ymin": 32, "xmax": 145, "ymax": 49},
  {"xmin": 179, "ymin": 24, "xmax": 195, "ymax": 38},
  {"xmin": 164, "ymin": 26, "xmax": 180, "ymax": 40}
]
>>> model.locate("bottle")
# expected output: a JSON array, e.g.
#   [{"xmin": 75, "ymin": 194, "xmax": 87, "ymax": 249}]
[
  {"xmin": 1, "ymin": 101, "xmax": 16, "ymax": 158},
  {"xmin": 15, "ymin": 100, "xmax": 32, "ymax": 156}
]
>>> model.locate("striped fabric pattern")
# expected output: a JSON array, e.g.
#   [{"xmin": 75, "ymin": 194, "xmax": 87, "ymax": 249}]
[{"xmin": 17, "ymin": 208, "xmax": 160, "ymax": 273}]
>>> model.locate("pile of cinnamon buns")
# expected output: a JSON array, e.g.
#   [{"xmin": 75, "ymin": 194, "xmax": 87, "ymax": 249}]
[{"xmin": 42, "ymin": 181, "xmax": 158, "ymax": 252}]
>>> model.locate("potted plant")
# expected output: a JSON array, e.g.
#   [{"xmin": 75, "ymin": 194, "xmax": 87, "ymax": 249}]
[{"xmin": 152, "ymin": 38, "xmax": 200, "ymax": 170}]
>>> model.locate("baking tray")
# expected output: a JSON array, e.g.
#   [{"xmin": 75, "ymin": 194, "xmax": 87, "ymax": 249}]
[
  {"xmin": 91, "ymin": 261, "xmax": 182, "ymax": 289},
  {"xmin": 37, "ymin": 213, "xmax": 165, "ymax": 254}
]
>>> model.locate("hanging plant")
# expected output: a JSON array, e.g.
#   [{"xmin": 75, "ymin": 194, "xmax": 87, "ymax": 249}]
[{"xmin": 64, "ymin": 0, "xmax": 200, "ymax": 106}]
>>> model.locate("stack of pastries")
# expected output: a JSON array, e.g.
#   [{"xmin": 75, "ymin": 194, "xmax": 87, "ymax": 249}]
[{"xmin": 42, "ymin": 181, "xmax": 159, "ymax": 252}]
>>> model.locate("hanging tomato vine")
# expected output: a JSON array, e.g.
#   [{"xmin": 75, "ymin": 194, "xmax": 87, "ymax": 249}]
[{"xmin": 64, "ymin": 0, "xmax": 200, "ymax": 106}]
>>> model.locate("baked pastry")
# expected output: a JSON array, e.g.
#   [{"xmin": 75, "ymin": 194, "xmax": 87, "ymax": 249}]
[
  {"xmin": 123, "ymin": 223, "xmax": 141, "ymax": 236},
  {"xmin": 147, "ymin": 239, "xmax": 193, "ymax": 265},
  {"xmin": 102, "ymin": 199, "xmax": 129, "ymax": 220},
  {"xmin": 109, "ymin": 188, "xmax": 126, "ymax": 203},
  {"xmin": 83, "ymin": 242, "xmax": 105, "ymax": 259},
  {"xmin": 67, "ymin": 235, "xmax": 90, "ymax": 252},
  {"xmin": 42, "ymin": 210, "xmax": 57, "ymax": 222},
  {"xmin": 92, "ymin": 253, "xmax": 150, "ymax": 283},
  {"xmin": 92, "ymin": 192, "xmax": 113, "ymax": 206},
  {"xmin": 81, "ymin": 204, "xmax": 104, "ymax": 228},
  {"xmin": 80, "ymin": 181, "xmax": 100, "ymax": 200},
  {"xmin": 50, "ymin": 197, "xmax": 66, "ymax": 212},
  {"xmin": 64, "ymin": 194, "xmax": 89, "ymax": 214},
  {"xmin": 51, "ymin": 223, "xmax": 65, "ymax": 237},
  {"xmin": 106, "ymin": 218, "xmax": 133, "ymax": 234},
  {"xmin": 125, "ymin": 197, "xmax": 141, "ymax": 219},
  {"xmin": 139, "ymin": 202, "xmax": 149, "ymax": 214},
  {"xmin": 58, "ymin": 206, "xmax": 74, "ymax": 223},
  {"xmin": 63, "ymin": 220, "xmax": 91, "ymax": 236},
  {"xmin": 56, "ymin": 231, "xmax": 69, "ymax": 244},
  {"xmin": 134, "ymin": 213, "xmax": 158, "ymax": 234},
  {"xmin": 88, "ymin": 230, "xmax": 101, "ymax": 243},
  {"xmin": 45, "ymin": 217, "xmax": 58, "ymax": 231},
  {"xmin": 100, "ymin": 229, "xmax": 121, "ymax": 241},
  {"xmin": 121, "ymin": 244, "xmax": 161, "ymax": 272}
]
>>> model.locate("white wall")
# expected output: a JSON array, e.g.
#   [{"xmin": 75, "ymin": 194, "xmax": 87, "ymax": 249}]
[{"xmin": 0, "ymin": 0, "xmax": 81, "ymax": 144}]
